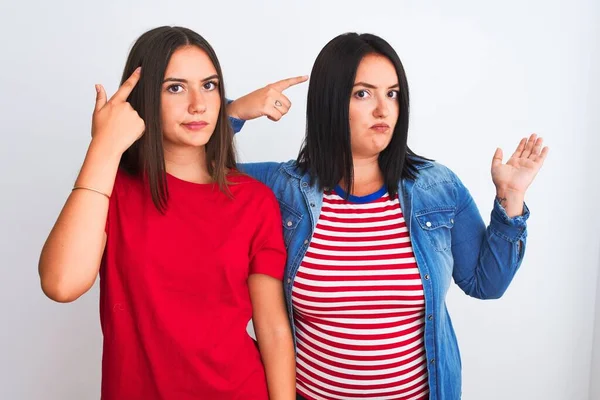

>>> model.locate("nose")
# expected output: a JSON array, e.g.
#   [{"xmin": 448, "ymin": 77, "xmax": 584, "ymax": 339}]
[
  {"xmin": 373, "ymin": 95, "xmax": 389, "ymax": 119},
  {"xmin": 189, "ymin": 88, "xmax": 207, "ymax": 114}
]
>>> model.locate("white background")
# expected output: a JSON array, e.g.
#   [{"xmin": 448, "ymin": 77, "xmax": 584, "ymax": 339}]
[{"xmin": 1, "ymin": 0, "xmax": 599, "ymax": 399}]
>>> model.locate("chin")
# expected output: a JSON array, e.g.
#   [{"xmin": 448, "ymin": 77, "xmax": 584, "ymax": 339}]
[
  {"xmin": 180, "ymin": 132, "xmax": 214, "ymax": 148},
  {"xmin": 371, "ymin": 142, "xmax": 392, "ymax": 154}
]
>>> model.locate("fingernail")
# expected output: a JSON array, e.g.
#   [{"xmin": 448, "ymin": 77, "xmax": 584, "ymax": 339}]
[
  {"xmin": 95, "ymin": 84, "xmax": 100, "ymax": 93},
  {"xmin": 135, "ymin": 67, "xmax": 141, "ymax": 74}
]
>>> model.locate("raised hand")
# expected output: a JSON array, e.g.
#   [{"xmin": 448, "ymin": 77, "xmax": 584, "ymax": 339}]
[
  {"xmin": 491, "ymin": 133, "xmax": 549, "ymax": 194},
  {"xmin": 491, "ymin": 134, "xmax": 549, "ymax": 217},
  {"xmin": 226, "ymin": 75, "xmax": 309, "ymax": 121},
  {"xmin": 91, "ymin": 67, "xmax": 146, "ymax": 154}
]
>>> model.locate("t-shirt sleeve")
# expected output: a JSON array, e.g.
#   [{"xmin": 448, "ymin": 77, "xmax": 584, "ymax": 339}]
[
  {"xmin": 248, "ymin": 190, "xmax": 287, "ymax": 280},
  {"xmin": 104, "ymin": 169, "xmax": 122, "ymax": 234}
]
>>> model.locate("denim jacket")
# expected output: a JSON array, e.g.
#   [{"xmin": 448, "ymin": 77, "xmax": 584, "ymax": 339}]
[
  {"xmin": 240, "ymin": 159, "xmax": 530, "ymax": 400},
  {"xmin": 228, "ymin": 116, "xmax": 529, "ymax": 399}
]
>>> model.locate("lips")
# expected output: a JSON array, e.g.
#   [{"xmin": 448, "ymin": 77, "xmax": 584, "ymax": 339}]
[
  {"xmin": 182, "ymin": 121, "xmax": 209, "ymax": 130},
  {"xmin": 370, "ymin": 123, "xmax": 390, "ymax": 132}
]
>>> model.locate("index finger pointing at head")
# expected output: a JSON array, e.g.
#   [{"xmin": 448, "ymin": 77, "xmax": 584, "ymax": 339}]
[
  {"xmin": 270, "ymin": 75, "xmax": 309, "ymax": 92},
  {"xmin": 110, "ymin": 67, "xmax": 142, "ymax": 103}
]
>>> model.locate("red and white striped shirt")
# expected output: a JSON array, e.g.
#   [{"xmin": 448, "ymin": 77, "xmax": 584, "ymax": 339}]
[{"xmin": 292, "ymin": 187, "xmax": 429, "ymax": 400}]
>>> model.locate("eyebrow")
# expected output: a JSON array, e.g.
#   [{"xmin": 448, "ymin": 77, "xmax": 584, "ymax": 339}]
[
  {"xmin": 163, "ymin": 74, "xmax": 220, "ymax": 84},
  {"xmin": 353, "ymin": 82, "xmax": 400, "ymax": 89}
]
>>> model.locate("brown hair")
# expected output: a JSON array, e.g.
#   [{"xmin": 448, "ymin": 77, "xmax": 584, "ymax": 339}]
[{"xmin": 119, "ymin": 26, "xmax": 236, "ymax": 212}]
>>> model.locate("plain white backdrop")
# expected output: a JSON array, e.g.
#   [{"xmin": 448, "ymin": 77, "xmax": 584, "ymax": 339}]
[{"xmin": 1, "ymin": 0, "xmax": 599, "ymax": 399}]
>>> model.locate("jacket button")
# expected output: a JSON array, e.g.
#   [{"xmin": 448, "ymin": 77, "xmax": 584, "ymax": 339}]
[
  {"xmin": 425, "ymin": 221, "xmax": 432, "ymax": 227},
  {"xmin": 450, "ymin": 218, "xmax": 454, "ymax": 224},
  {"xmin": 424, "ymin": 274, "xmax": 430, "ymax": 280},
  {"xmin": 302, "ymin": 182, "xmax": 308, "ymax": 188},
  {"xmin": 304, "ymin": 240, "xmax": 309, "ymax": 245},
  {"xmin": 310, "ymin": 203, "xmax": 315, "ymax": 207},
  {"xmin": 430, "ymin": 358, "xmax": 435, "ymax": 364},
  {"xmin": 286, "ymin": 221, "xmax": 293, "ymax": 227},
  {"xmin": 287, "ymin": 278, "xmax": 291, "ymax": 284},
  {"xmin": 428, "ymin": 314, "xmax": 433, "ymax": 321}
]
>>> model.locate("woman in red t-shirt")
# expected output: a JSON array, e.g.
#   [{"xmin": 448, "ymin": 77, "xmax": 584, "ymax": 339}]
[{"xmin": 38, "ymin": 26, "xmax": 295, "ymax": 400}]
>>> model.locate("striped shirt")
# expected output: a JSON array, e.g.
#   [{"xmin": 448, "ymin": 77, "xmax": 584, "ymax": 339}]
[{"xmin": 292, "ymin": 186, "xmax": 429, "ymax": 400}]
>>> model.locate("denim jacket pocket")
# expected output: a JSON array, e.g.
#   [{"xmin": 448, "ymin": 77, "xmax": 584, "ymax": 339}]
[
  {"xmin": 415, "ymin": 208, "xmax": 455, "ymax": 252},
  {"xmin": 278, "ymin": 200, "xmax": 302, "ymax": 247}
]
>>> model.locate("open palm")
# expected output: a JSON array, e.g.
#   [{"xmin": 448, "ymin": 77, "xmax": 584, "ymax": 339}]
[{"xmin": 491, "ymin": 134, "xmax": 549, "ymax": 194}]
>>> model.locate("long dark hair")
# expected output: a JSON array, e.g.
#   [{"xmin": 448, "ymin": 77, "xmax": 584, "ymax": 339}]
[
  {"xmin": 297, "ymin": 32, "xmax": 428, "ymax": 197},
  {"xmin": 119, "ymin": 26, "xmax": 236, "ymax": 212}
]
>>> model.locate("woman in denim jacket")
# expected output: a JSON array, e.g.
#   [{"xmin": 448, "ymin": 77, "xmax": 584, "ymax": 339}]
[{"xmin": 227, "ymin": 32, "xmax": 548, "ymax": 400}]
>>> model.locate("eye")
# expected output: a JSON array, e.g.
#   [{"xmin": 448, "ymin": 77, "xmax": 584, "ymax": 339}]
[
  {"xmin": 388, "ymin": 90, "xmax": 399, "ymax": 99},
  {"xmin": 354, "ymin": 89, "xmax": 371, "ymax": 99},
  {"xmin": 203, "ymin": 81, "xmax": 218, "ymax": 91},
  {"xmin": 167, "ymin": 84, "xmax": 184, "ymax": 94}
]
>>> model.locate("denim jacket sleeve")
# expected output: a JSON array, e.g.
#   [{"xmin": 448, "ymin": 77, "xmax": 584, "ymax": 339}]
[
  {"xmin": 450, "ymin": 174, "xmax": 530, "ymax": 299},
  {"xmin": 226, "ymin": 98, "xmax": 246, "ymax": 133},
  {"xmin": 227, "ymin": 105, "xmax": 284, "ymax": 186},
  {"xmin": 229, "ymin": 116, "xmax": 245, "ymax": 133}
]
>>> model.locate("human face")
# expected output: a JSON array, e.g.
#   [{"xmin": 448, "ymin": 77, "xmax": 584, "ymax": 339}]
[
  {"xmin": 160, "ymin": 45, "xmax": 221, "ymax": 149},
  {"xmin": 348, "ymin": 53, "xmax": 400, "ymax": 159}
]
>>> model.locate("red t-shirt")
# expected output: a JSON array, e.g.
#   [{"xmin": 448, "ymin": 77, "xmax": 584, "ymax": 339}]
[{"xmin": 99, "ymin": 169, "xmax": 286, "ymax": 399}]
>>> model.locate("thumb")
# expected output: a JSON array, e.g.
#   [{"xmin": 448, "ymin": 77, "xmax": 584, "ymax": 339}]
[
  {"xmin": 491, "ymin": 148, "xmax": 503, "ymax": 171},
  {"xmin": 94, "ymin": 84, "xmax": 107, "ymax": 112}
]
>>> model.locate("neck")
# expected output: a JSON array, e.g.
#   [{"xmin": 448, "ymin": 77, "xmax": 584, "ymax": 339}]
[
  {"xmin": 163, "ymin": 144, "xmax": 212, "ymax": 184},
  {"xmin": 339, "ymin": 155, "xmax": 384, "ymax": 196}
]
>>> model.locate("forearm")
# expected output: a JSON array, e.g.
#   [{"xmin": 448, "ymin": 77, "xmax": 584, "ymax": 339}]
[
  {"xmin": 456, "ymin": 227, "xmax": 525, "ymax": 299},
  {"xmin": 39, "ymin": 140, "xmax": 121, "ymax": 302},
  {"xmin": 226, "ymin": 100, "xmax": 241, "ymax": 120},
  {"xmin": 256, "ymin": 325, "xmax": 296, "ymax": 400},
  {"xmin": 452, "ymin": 192, "xmax": 529, "ymax": 299}
]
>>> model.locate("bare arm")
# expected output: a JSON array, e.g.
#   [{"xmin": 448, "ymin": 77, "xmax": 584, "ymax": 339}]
[
  {"xmin": 38, "ymin": 69, "xmax": 145, "ymax": 302},
  {"xmin": 249, "ymin": 274, "xmax": 296, "ymax": 400},
  {"xmin": 38, "ymin": 143, "xmax": 119, "ymax": 302},
  {"xmin": 226, "ymin": 75, "xmax": 308, "ymax": 122}
]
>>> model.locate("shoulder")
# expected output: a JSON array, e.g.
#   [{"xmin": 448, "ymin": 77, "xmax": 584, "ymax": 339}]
[
  {"xmin": 237, "ymin": 160, "xmax": 299, "ymax": 178},
  {"xmin": 410, "ymin": 159, "xmax": 462, "ymax": 189},
  {"xmin": 278, "ymin": 160, "xmax": 305, "ymax": 180},
  {"xmin": 228, "ymin": 173, "xmax": 280, "ymax": 207},
  {"xmin": 235, "ymin": 160, "xmax": 305, "ymax": 191},
  {"xmin": 229, "ymin": 172, "xmax": 274, "ymax": 193}
]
